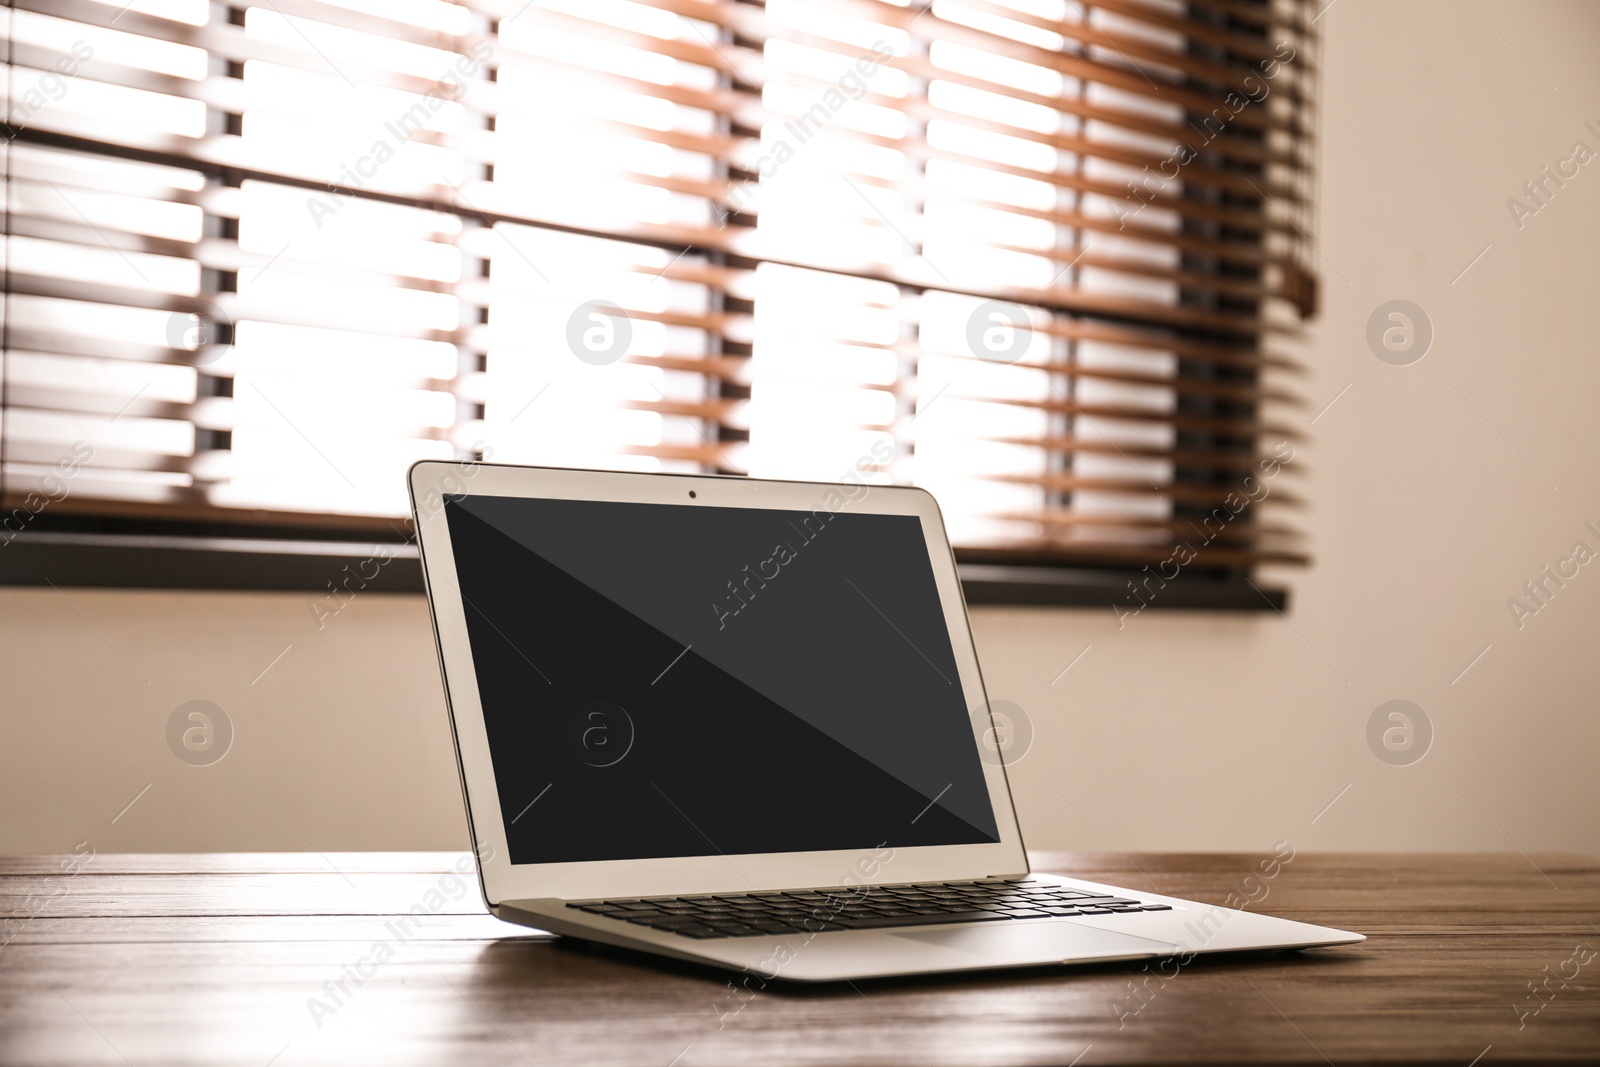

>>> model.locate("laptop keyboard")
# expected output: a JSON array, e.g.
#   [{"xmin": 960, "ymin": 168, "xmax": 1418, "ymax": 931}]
[{"xmin": 567, "ymin": 878, "xmax": 1172, "ymax": 939}]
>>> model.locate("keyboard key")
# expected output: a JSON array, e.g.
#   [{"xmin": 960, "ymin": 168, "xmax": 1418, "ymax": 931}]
[
  {"xmin": 670, "ymin": 925, "xmax": 723, "ymax": 939},
  {"xmin": 831, "ymin": 911, "xmax": 1013, "ymax": 930}
]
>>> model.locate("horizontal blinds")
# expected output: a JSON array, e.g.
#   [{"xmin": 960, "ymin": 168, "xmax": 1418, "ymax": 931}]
[{"xmin": 1, "ymin": 0, "xmax": 1319, "ymax": 568}]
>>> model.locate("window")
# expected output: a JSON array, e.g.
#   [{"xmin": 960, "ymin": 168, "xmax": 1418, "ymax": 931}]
[{"xmin": 1, "ymin": 0, "xmax": 1318, "ymax": 597}]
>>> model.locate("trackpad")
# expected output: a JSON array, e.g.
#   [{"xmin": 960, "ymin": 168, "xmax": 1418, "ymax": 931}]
[{"xmin": 890, "ymin": 920, "xmax": 1180, "ymax": 964}]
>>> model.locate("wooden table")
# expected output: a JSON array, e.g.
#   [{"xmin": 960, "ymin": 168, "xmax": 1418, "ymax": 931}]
[{"xmin": 2, "ymin": 852, "xmax": 1597, "ymax": 1066}]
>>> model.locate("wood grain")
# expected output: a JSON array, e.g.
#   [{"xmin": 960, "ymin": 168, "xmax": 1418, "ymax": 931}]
[{"xmin": 1, "ymin": 852, "xmax": 1596, "ymax": 1066}]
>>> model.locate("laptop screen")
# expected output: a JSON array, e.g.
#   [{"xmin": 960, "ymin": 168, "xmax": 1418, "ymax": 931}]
[{"xmin": 443, "ymin": 492, "xmax": 1001, "ymax": 865}]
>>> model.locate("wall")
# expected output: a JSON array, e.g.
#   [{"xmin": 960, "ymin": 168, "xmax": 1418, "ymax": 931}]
[{"xmin": 2, "ymin": 0, "xmax": 1598, "ymax": 858}]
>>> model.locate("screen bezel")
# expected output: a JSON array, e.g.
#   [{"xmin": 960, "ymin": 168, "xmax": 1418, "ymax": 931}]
[{"xmin": 409, "ymin": 460, "xmax": 1029, "ymax": 905}]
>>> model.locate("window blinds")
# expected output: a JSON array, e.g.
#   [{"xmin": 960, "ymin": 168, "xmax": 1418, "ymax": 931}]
[{"xmin": 1, "ymin": 0, "xmax": 1318, "ymax": 568}]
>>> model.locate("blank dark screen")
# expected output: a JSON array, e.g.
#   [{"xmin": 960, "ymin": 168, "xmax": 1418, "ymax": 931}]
[{"xmin": 442, "ymin": 493, "xmax": 1000, "ymax": 865}]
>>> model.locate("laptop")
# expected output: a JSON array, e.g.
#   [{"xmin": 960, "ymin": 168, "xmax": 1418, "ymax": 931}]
[{"xmin": 409, "ymin": 460, "xmax": 1363, "ymax": 981}]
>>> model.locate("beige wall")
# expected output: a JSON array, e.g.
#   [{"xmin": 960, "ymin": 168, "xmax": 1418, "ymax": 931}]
[{"xmin": 2, "ymin": 0, "xmax": 1598, "ymax": 858}]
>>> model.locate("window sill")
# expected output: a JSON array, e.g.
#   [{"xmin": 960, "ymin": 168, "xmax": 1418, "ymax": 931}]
[
  {"xmin": 959, "ymin": 563, "xmax": 1286, "ymax": 611},
  {"xmin": 0, "ymin": 533, "xmax": 1287, "ymax": 612}
]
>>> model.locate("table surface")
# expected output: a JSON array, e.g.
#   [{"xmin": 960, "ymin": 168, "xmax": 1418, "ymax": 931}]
[{"xmin": 2, "ymin": 851, "xmax": 1597, "ymax": 1066}]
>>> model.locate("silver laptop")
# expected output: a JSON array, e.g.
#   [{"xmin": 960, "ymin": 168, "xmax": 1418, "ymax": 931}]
[{"xmin": 409, "ymin": 460, "xmax": 1362, "ymax": 982}]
